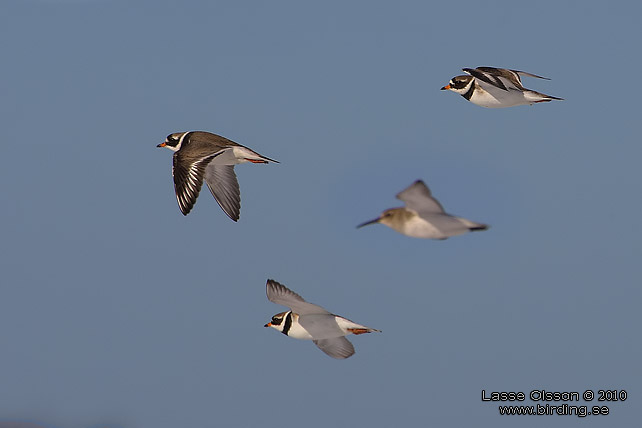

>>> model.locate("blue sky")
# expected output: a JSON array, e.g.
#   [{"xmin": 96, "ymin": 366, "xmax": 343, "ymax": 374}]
[{"xmin": 1, "ymin": 1, "xmax": 640, "ymax": 427}]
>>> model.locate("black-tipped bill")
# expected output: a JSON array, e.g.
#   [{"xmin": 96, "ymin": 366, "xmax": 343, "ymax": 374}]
[
  {"xmin": 440, "ymin": 84, "xmax": 450, "ymax": 90},
  {"xmin": 157, "ymin": 142, "xmax": 167, "ymax": 148},
  {"xmin": 357, "ymin": 218, "xmax": 380, "ymax": 228}
]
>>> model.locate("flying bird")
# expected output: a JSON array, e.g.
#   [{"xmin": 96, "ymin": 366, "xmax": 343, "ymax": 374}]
[
  {"xmin": 157, "ymin": 131, "xmax": 278, "ymax": 221},
  {"xmin": 357, "ymin": 180, "xmax": 489, "ymax": 239},
  {"xmin": 264, "ymin": 279, "xmax": 380, "ymax": 359},
  {"xmin": 441, "ymin": 66, "xmax": 563, "ymax": 108}
]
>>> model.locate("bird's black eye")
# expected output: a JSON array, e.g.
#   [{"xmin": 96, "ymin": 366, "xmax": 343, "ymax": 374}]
[
  {"xmin": 271, "ymin": 316, "xmax": 282, "ymax": 325},
  {"xmin": 166, "ymin": 134, "xmax": 175, "ymax": 141}
]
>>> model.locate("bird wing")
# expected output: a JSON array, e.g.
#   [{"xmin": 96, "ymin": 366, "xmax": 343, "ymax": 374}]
[
  {"xmin": 467, "ymin": 66, "xmax": 550, "ymax": 91},
  {"xmin": 313, "ymin": 337, "xmax": 355, "ymax": 359},
  {"xmin": 172, "ymin": 152, "xmax": 218, "ymax": 215},
  {"xmin": 266, "ymin": 280, "xmax": 330, "ymax": 315},
  {"xmin": 298, "ymin": 313, "xmax": 347, "ymax": 339},
  {"xmin": 463, "ymin": 67, "xmax": 510, "ymax": 91},
  {"xmin": 508, "ymin": 69, "xmax": 550, "ymax": 80},
  {"xmin": 396, "ymin": 180, "xmax": 445, "ymax": 214},
  {"xmin": 204, "ymin": 164, "xmax": 241, "ymax": 221}
]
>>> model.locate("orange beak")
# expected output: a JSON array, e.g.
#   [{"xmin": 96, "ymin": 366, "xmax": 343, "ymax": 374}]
[
  {"xmin": 440, "ymin": 84, "xmax": 451, "ymax": 90},
  {"xmin": 157, "ymin": 142, "xmax": 167, "ymax": 148},
  {"xmin": 264, "ymin": 322, "xmax": 272, "ymax": 327}
]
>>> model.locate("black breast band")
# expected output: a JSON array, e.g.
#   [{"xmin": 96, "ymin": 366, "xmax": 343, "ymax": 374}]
[{"xmin": 282, "ymin": 312, "xmax": 293, "ymax": 335}]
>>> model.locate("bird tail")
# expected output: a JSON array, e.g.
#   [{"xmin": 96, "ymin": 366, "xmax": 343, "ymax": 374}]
[
  {"xmin": 456, "ymin": 217, "xmax": 489, "ymax": 232},
  {"xmin": 348, "ymin": 327, "xmax": 381, "ymax": 335},
  {"xmin": 469, "ymin": 224, "xmax": 489, "ymax": 232},
  {"xmin": 527, "ymin": 90, "xmax": 564, "ymax": 102}
]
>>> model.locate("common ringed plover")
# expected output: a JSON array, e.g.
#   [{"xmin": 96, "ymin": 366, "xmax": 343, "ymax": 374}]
[
  {"xmin": 157, "ymin": 131, "xmax": 278, "ymax": 221},
  {"xmin": 358, "ymin": 180, "xmax": 488, "ymax": 239},
  {"xmin": 441, "ymin": 66, "xmax": 563, "ymax": 108},
  {"xmin": 264, "ymin": 279, "xmax": 380, "ymax": 359}
]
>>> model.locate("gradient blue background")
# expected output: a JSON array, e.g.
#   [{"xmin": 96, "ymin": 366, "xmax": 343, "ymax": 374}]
[{"xmin": 1, "ymin": 1, "xmax": 640, "ymax": 427}]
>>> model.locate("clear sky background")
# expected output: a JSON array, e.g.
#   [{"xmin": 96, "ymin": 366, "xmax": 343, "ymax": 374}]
[{"xmin": 1, "ymin": 1, "xmax": 640, "ymax": 427}]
